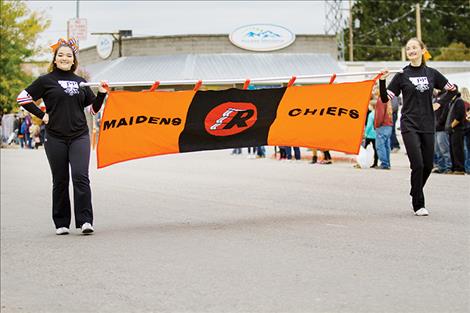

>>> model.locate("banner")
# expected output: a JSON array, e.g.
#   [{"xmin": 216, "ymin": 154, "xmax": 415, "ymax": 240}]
[{"xmin": 97, "ymin": 80, "xmax": 375, "ymax": 168}]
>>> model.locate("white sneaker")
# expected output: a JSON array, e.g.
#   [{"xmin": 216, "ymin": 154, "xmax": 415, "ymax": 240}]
[
  {"xmin": 56, "ymin": 227, "xmax": 69, "ymax": 235},
  {"xmin": 81, "ymin": 222, "xmax": 94, "ymax": 234},
  {"xmin": 414, "ymin": 208, "xmax": 429, "ymax": 216}
]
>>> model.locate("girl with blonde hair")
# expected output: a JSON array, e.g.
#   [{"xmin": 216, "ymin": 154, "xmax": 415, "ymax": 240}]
[{"xmin": 379, "ymin": 38, "xmax": 458, "ymax": 216}]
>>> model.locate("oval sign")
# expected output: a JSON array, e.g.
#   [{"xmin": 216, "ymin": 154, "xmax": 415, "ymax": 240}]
[
  {"xmin": 97, "ymin": 35, "xmax": 114, "ymax": 59},
  {"xmin": 205, "ymin": 102, "xmax": 258, "ymax": 136},
  {"xmin": 229, "ymin": 24, "xmax": 296, "ymax": 52}
]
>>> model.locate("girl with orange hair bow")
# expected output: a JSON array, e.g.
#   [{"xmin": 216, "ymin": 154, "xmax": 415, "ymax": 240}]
[
  {"xmin": 16, "ymin": 37, "xmax": 108, "ymax": 235},
  {"xmin": 378, "ymin": 38, "xmax": 458, "ymax": 217}
]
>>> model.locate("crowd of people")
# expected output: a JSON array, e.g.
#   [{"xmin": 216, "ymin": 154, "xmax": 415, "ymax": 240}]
[
  {"xmin": 231, "ymin": 146, "xmax": 336, "ymax": 165},
  {"xmin": 1, "ymin": 112, "xmax": 46, "ymax": 149},
  {"xmin": 433, "ymin": 87, "xmax": 470, "ymax": 175},
  {"xmin": 361, "ymin": 83, "xmax": 470, "ymax": 175}
]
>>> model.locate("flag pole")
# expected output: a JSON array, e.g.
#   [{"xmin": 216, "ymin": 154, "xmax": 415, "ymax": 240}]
[{"xmin": 79, "ymin": 70, "xmax": 402, "ymax": 88}]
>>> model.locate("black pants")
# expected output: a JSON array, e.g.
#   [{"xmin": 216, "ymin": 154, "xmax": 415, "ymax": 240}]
[
  {"xmin": 450, "ymin": 130, "xmax": 465, "ymax": 172},
  {"xmin": 44, "ymin": 131, "xmax": 93, "ymax": 228},
  {"xmin": 390, "ymin": 111, "xmax": 400, "ymax": 149},
  {"xmin": 401, "ymin": 132, "xmax": 434, "ymax": 211},
  {"xmin": 323, "ymin": 150, "xmax": 332, "ymax": 161},
  {"xmin": 364, "ymin": 138, "xmax": 378, "ymax": 166}
]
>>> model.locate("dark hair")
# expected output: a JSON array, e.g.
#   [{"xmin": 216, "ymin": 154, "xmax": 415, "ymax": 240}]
[
  {"xmin": 48, "ymin": 44, "xmax": 78, "ymax": 73},
  {"xmin": 406, "ymin": 37, "xmax": 426, "ymax": 65}
]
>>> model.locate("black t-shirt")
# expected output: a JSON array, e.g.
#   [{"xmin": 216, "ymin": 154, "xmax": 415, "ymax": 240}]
[
  {"xmin": 435, "ymin": 101, "xmax": 450, "ymax": 132},
  {"xmin": 450, "ymin": 98, "xmax": 466, "ymax": 131},
  {"xmin": 386, "ymin": 64, "xmax": 449, "ymax": 133},
  {"xmin": 25, "ymin": 68, "xmax": 97, "ymax": 139}
]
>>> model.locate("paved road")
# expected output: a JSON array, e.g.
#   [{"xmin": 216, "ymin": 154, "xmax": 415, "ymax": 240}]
[{"xmin": 1, "ymin": 147, "xmax": 469, "ymax": 313}]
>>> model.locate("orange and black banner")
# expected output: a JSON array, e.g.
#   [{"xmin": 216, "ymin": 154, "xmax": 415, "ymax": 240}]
[{"xmin": 97, "ymin": 80, "xmax": 375, "ymax": 168}]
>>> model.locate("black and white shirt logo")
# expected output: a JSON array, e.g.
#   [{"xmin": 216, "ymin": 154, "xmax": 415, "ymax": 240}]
[
  {"xmin": 58, "ymin": 80, "xmax": 79, "ymax": 96},
  {"xmin": 409, "ymin": 77, "xmax": 429, "ymax": 92}
]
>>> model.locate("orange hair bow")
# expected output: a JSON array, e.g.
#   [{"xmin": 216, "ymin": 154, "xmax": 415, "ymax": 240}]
[
  {"xmin": 424, "ymin": 49, "xmax": 432, "ymax": 61},
  {"xmin": 50, "ymin": 38, "xmax": 79, "ymax": 55}
]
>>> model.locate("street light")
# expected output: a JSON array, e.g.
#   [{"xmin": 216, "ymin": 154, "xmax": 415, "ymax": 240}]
[{"xmin": 91, "ymin": 30, "xmax": 133, "ymax": 57}]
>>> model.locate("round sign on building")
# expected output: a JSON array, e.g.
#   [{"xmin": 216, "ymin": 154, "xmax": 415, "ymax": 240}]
[
  {"xmin": 97, "ymin": 35, "xmax": 114, "ymax": 59},
  {"xmin": 229, "ymin": 24, "xmax": 296, "ymax": 52}
]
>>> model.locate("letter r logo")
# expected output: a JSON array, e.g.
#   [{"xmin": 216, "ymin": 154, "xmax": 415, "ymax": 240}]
[{"xmin": 204, "ymin": 102, "xmax": 258, "ymax": 136}]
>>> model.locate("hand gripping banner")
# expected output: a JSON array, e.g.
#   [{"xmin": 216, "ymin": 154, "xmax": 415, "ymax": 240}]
[{"xmin": 97, "ymin": 80, "xmax": 375, "ymax": 168}]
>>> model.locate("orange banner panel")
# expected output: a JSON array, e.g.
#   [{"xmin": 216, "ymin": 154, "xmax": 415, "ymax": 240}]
[
  {"xmin": 97, "ymin": 90, "xmax": 195, "ymax": 168},
  {"xmin": 267, "ymin": 81, "xmax": 374, "ymax": 154}
]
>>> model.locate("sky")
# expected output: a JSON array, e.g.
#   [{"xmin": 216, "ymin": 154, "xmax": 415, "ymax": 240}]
[{"xmin": 25, "ymin": 0, "xmax": 347, "ymax": 58}]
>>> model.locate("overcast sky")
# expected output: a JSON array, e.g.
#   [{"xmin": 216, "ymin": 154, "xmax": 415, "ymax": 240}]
[{"xmin": 26, "ymin": 0, "xmax": 347, "ymax": 53}]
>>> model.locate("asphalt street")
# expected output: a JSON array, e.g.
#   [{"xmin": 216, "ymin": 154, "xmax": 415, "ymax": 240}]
[{"xmin": 1, "ymin": 147, "xmax": 469, "ymax": 313}]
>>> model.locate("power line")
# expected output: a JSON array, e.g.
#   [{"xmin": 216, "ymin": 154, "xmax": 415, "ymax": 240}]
[
  {"xmin": 422, "ymin": 7, "xmax": 470, "ymax": 17},
  {"xmin": 355, "ymin": 8, "xmax": 415, "ymax": 40},
  {"xmin": 354, "ymin": 44, "xmax": 468, "ymax": 51}
]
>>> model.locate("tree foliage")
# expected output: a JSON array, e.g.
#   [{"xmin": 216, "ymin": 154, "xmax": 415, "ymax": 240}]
[
  {"xmin": 344, "ymin": 0, "xmax": 470, "ymax": 61},
  {"xmin": 0, "ymin": 1, "xmax": 49, "ymax": 113}
]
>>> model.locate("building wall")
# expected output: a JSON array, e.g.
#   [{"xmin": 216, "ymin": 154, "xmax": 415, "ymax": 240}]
[{"xmin": 79, "ymin": 34, "xmax": 338, "ymax": 66}]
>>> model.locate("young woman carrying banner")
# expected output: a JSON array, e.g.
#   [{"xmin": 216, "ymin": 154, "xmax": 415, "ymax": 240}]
[
  {"xmin": 379, "ymin": 38, "xmax": 457, "ymax": 216},
  {"xmin": 16, "ymin": 38, "xmax": 108, "ymax": 234}
]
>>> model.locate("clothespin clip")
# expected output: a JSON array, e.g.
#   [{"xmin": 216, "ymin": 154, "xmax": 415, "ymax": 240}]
[
  {"xmin": 243, "ymin": 79, "xmax": 251, "ymax": 90},
  {"xmin": 149, "ymin": 81, "xmax": 160, "ymax": 92},
  {"xmin": 193, "ymin": 80, "xmax": 202, "ymax": 91},
  {"xmin": 329, "ymin": 74, "xmax": 337, "ymax": 84},
  {"xmin": 287, "ymin": 76, "xmax": 296, "ymax": 87},
  {"xmin": 373, "ymin": 73, "xmax": 384, "ymax": 82}
]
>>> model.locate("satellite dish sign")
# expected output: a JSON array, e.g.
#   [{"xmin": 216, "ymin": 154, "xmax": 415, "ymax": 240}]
[
  {"xmin": 97, "ymin": 35, "xmax": 114, "ymax": 59},
  {"xmin": 229, "ymin": 24, "xmax": 296, "ymax": 52}
]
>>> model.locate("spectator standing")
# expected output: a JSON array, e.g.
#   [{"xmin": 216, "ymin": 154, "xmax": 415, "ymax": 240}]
[
  {"xmin": 247, "ymin": 146, "xmax": 257, "ymax": 158},
  {"xmin": 460, "ymin": 87, "xmax": 470, "ymax": 173},
  {"xmin": 24, "ymin": 113, "xmax": 33, "ymax": 148},
  {"xmin": 433, "ymin": 90, "xmax": 452, "ymax": 174},
  {"xmin": 374, "ymin": 96, "xmax": 393, "ymax": 169},
  {"xmin": 279, "ymin": 146, "xmax": 288, "ymax": 160},
  {"xmin": 311, "ymin": 149, "xmax": 332, "ymax": 165},
  {"xmin": 285, "ymin": 147, "xmax": 301, "ymax": 160},
  {"xmin": 30, "ymin": 124, "xmax": 41, "ymax": 149},
  {"xmin": 445, "ymin": 92, "xmax": 466, "ymax": 174},
  {"xmin": 364, "ymin": 102, "xmax": 378, "ymax": 168},
  {"xmin": 256, "ymin": 146, "xmax": 266, "ymax": 158},
  {"xmin": 18, "ymin": 118, "xmax": 27, "ymax": 149},
  {"xmin": 390, "ymin": 95, "xmax": 402, "ymax": 152}
]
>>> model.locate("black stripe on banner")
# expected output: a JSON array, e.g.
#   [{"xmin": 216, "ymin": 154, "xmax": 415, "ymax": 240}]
[{"xmin": 179, "ymin": 87, "xmax": 287, "ymax": 153}]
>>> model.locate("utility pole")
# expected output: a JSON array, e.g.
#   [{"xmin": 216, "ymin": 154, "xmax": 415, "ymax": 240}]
[
  {"xmin": 76, "ymin": 0, "xmax": 80, "ymax": 18},
  {"xmin": 324, "ymin": 0, "xmax": 345, "ymax": 61},
  {"xmin": 415, "ymin": 3, "xmax": 421, "ymax": 40},
  {"xmin": 348, "ymin": 0, "xmax": 353, "ymax": 61}
]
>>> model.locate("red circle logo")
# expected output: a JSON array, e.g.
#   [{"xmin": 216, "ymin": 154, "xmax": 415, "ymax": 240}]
[{"xmin": 204, "ymin": 102, "xmax": 258, "ymax": 136}]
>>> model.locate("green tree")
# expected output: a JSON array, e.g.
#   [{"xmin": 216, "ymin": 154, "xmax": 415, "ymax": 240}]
[
  {"xmin": 0, "ymin": 0, "xmax": 49, "ymax": 113},
  {"xmin": 434, "ymin": 42, "xmax": 470, "ymax": 61},
  {"xmin": 345, "ymin": 0, "xmax": 470, "ymax": 61}
]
